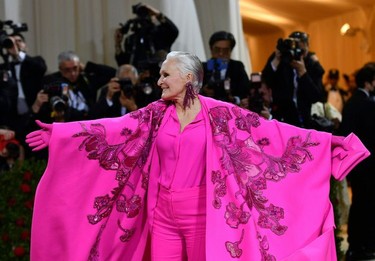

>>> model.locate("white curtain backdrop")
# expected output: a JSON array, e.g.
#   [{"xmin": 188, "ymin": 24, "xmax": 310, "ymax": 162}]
[{"xmin": 1, "ymin": 0, "xmax": 251, "ymax": 74}]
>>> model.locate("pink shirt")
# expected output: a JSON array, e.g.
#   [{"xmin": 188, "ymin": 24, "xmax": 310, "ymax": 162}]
[{"xmin": 156, "ymin": 105, "xmax": 206, "ymax": 189}]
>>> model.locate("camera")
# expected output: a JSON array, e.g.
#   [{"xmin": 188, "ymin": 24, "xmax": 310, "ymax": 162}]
[
  {"xmin": 276, "ymin": 38, "xmax": 304, "ymax": 63},
  {"xmin": 116, "ymin": 78, "xmax": 134, "ymax": 98},
  {"xmin": 206, "ymin": 58, "xmax": 228, "ymax": 89},
  {"xmin": 0, "ymin": 20, "xmax": 28, "ymax": 49},
  {"xmin": 138, "ymin": 77, "xmax": 155, "ymax": 95},
  {"xmin": 43, "ymin": 82, "xmax": 68, "ymax": 112},
  {"xmin": 248, "ymin": 72, "xmax": 264, "ymax": 113},
  {"xmin": 132, "ymin": 3, "xmax": 149, "ymax": 18},
  {"xmin": 119, "ymin": 3, "xmax": 152, "ymax": 35}
]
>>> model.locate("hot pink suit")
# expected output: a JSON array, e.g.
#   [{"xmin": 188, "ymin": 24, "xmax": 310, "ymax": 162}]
[{"xmin": 31, "ymin": 95, "xmax": 369, "ymax": 260}]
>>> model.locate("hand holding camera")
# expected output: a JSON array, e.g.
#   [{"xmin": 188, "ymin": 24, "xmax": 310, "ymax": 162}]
[
  {"xmin": 106, "ymin": 78, "xmax": 122, "ymax": 101},
  {"xmin": 31, "ymin": 90, "xmax": 49, "ymax": 114}
]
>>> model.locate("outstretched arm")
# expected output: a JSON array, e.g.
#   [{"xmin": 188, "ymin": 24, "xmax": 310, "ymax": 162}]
[{"xmin": 25, "ymin": 120, "xmax": 53, "ymax": 151}]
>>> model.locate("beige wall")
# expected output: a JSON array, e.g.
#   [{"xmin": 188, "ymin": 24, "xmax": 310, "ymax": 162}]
[{"xmin": 246, "ymin": 6, "xmax": 375, "ymax": 87}]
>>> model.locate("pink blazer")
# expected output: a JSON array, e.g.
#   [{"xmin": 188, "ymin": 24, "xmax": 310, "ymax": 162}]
[{"xmin": 31, "ymin": 96, "xmax": 369, "ymax": 260}]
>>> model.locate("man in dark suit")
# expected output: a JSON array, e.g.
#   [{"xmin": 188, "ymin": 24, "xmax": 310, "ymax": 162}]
[
  {"xmin": 262, "ymin": 31, "xmax": 325, "ymax": 128},
  {"xmin": 340, "ymin": 64, "xmax": 375, "ymax": 261},
  {"xmin": 39, "ymin": 51, "xmax": 116, "ymax": 123},
  {"xmin": 0, "ymin": 33, "xmax": 47, "ymax": 149},
  {"xmin": 200, "ymin": 31, "xmax": 250, "ymax": 105}
]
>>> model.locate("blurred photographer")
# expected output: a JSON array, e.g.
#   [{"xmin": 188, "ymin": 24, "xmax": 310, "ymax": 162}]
[
  {"xmin": 114, "ymin": 3, "xmax": 178, "ymax": 67},
  {"xmin": 242, "ymin": 72, "xmax": 274, "ymax": 120},
  {"xmin": 0, "ymin": 21, "xmax": 47, "ymax": 156},
  {"xmin": 201, "ymin": 31, "xmax": 250, "ymax": 105},
  {"xmin": 89, "ymin": 64, "xmax": 139, "ymax": 119},
  {"xmin": 38, "ymin": 51, "xmax": 116, "ymax": 123},
  {"xmin": 262, "ymin": 31, "xmax": 325, "ymax": 128}
]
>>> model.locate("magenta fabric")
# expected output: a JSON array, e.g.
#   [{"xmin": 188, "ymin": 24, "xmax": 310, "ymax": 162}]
[
  {"xmin": 151, "ymin": 185, "xmax": 206, "ymax": 260},
  {"xmin": 30, "ymin": 96, "xmax": 370, "ymax": 261},
  {"xmin": 156, "ymin": 105, "xmax": 206, "ymax": 189}
]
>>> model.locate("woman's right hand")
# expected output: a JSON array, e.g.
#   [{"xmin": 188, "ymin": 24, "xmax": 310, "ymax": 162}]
[{"xmin": 26, "ymin": 120, "xmax": 53, "ymax": 151}]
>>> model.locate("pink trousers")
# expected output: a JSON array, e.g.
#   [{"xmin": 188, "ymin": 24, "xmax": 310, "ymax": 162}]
[{"xmin": 151, "ymin": 185, "xmax": 207, "ymax": 261}]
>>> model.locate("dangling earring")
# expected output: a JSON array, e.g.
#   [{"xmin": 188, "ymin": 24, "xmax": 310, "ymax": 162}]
[{"xmin": 183, "ymin": 82, "xmax": 196, "ymax": 109}]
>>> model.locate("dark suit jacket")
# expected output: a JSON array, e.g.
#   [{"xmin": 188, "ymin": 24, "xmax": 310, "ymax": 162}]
[
  {"xmin": 40, "ymin": 61, "xmax": 116, "ymax": 122},
  {"xmin": 202, "ymin": 59, "xmax": 250, "ymax": 102},
  {"xmin": 339, "ymin": 88, "xmax": 375, "ymax": 247},
  {"xmin": 262, "ymin": 52, "xmax": 325, "ymax": 128},
  {"xmin": 17, "ymin": 55, "xmax": 47, "ymax": 108}
]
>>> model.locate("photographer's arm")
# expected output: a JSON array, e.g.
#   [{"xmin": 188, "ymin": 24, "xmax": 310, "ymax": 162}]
[
  {"xmin": 270, "ymin": 49, "xmax": 282, "ymax": 70},
  {"xmin": 119, "ymin": 92, "xmax": 138, "ymax": 112},
  {"xmin": 295, "ymin": 55, "xmax": 325, "ymax": 103},
  {"xmin": 114, "ymin": 28, "xmax": 124, "ymax": 56},
  {"xmin": 31, "ymin": 90, "xmax": 49, "ymax": 114}
]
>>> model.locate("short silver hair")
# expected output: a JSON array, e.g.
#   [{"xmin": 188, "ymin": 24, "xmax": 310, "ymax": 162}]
[
  {"xmin": 166, "ymin": 51, "xmax": 203, "ymax": 92},
  {"xmin": 57, "ymin": 51, "xmax": 80, "ymax": 66},
  {"xmin": 117, "ymin": 64, "xmax": 138, "ymax": 78}
]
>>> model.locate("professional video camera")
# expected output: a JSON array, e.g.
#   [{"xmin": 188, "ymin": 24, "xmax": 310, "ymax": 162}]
[
  {"xmin": 119, "ymin": 3, "xmax": 154, "ymax": 35},
  {"xmin": 0, "ymin": 20, "xmax": 28, "ymax": 49},
  {"xmin": 43, "ymin": 82, "xmax": 69, "ymax": 112},
  {"xmin": 276, "ymin": 37, "xmax": 304, "ymax": 63}
]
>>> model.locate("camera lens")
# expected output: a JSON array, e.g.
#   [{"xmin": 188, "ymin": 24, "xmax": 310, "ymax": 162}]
[{"xmin": 50, "ymin": 96, "xmax": 66, "ymax": 112}]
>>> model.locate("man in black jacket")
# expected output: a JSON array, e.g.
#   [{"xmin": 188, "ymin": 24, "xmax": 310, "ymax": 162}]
[
  {"xmin": 0, "ymin": 33, "xmax": 47, "ymax": 151},
  {"xmin": 262, "ymin": 31, "xmax": 325, "ymax": 128},
  {"xmin": 38, "ymin": 51, "xmax": 116, "ymax": 123},
  {"xmin": 201, "ymin": 31, "xmax": 250, "ymax": 105},
  {"xmin": 114, "ymin": 3, "xmax": 178, "ymax": 68},
  {"xmin": 340, "ymin": 64, "xmax": 375, "ymax": 261}
]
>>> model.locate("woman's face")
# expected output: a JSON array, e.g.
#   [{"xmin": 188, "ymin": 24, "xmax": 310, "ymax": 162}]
[{"xmin": 157, "ymin": 58, "xmax": 187, "ymax": 102}]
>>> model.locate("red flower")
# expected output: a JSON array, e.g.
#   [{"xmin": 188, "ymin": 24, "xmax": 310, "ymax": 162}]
[
  {"xmin": 15, "ymin": 218, "xmax": 25, "ymax": 227},
  {"xmin": 23, "ymin": 171, "xmax": 32, "ymax": 181},
  {"xmin": 7, "ymin": 198, "xmax": 16, "ymax": 206},
  {"xmin": 13, "ymin": 246, "xmax": 26, "ymax": 257},
  {"xmin": 1, "ymin": 233, "xmax": 9, "ymax": 242},
  {"xmin": 21, "ymin": 230, "xmax": 30, "ymax": 240},
  {"xmin": 20, "ymin": 183, "xmax": 31, "ymax": 193},
  {"xmin": 24, "ymin": 199, "xmax": 34, "ymax": 209}
]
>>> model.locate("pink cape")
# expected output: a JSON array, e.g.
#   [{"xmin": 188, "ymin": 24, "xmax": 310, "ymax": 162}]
[{"xmin": 31, "ymin": 96, "xmax": 369, "ymax": 260}]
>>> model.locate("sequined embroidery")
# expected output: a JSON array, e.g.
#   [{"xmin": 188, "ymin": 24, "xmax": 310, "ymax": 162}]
[
  {"xmin": 74, "ymin": 100, "xmax": 319, "ymax": 260},
  {"xmin": 209, "ymin": 105, "xmax": 319, "ymax": 259},
  {"xmin": 73, "ymin": 101, "xmax": 167, "ymax": 260}
]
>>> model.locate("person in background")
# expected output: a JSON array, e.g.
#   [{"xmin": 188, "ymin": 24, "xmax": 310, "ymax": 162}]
[
  {"xmin": 324, "ymin": 68, "xmax": 348, "ymax": 114},
  {"xmin": 0, "ymin": 33, "xmax": 47, "ymax": 153},
  {"xmin": 26, "ymin": 51, "xmax": 368, "ymax": 261},
  {"xmin": 38, "ymin": 51, "xmax": 116, "ymax": 122},
  {"xmin": 262, "ymin": 31, "xmax": 325, "ymax": 128},
  {"xmin": 114, "ymin": 3, "xmax": 178, "ymax": 68},
  {"xmin": 200, "ymin": 31, "xmax": 250, "ymax": 105},
  {"xmin": 89, "ymin": 64, "xmax": 139, "ymax": 119},
  {"xmin": 242, "ymin": 72, "xmax": 274, "ymax": 120},
  {"xmin": 339, "ymin": 64, "xmax": 375, "ymax": 261}
]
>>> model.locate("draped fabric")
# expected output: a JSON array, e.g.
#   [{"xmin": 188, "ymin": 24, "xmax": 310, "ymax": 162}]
[{"xmin": 31, "ymin": 96, "xmax": 369, "ymax": 260}]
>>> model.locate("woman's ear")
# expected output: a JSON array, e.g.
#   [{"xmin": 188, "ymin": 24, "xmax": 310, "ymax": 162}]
[{"xmin": 185, "ymin": 73, "xmax": 193, "ymax": 83}]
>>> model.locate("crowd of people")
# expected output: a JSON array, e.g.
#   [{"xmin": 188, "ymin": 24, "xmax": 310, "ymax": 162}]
[{"xmin": 1, "ymin": 3, "xmax": 375, "ymax": 261}]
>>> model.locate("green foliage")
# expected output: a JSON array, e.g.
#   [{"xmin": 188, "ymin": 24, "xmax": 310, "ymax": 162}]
[
  {"xmin": 330, "ymin": 177, "xmax": 346, "ymax": 260},
  {"xmin": 0, "ymin": 159, "xmax": 46, "ymax": 261}
]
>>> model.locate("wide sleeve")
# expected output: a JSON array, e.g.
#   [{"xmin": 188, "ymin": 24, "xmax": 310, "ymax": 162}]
[
  {"xmin": 31, "ymin": 101, "xmax": 167, "ymax": 261},
  {"xmin": 331, "ymin": 133, "xmax": 370, "ymax": 181}
]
